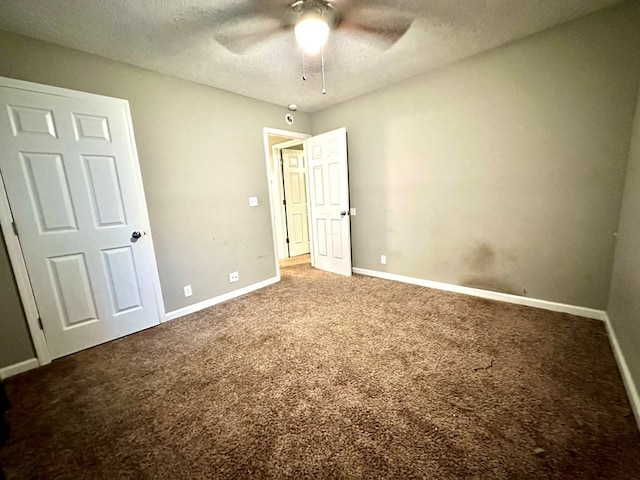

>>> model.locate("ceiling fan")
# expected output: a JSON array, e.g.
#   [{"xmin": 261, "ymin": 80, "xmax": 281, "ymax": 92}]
[
  {"xmin": 210, "ymin": 0, "xmax": 415, "ymax": 95},
  {"xmin": 213, "ymin": 0, "xmax": 415, "ymax": 56}
]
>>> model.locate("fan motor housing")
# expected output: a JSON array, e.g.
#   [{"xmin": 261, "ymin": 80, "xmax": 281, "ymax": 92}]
[{"xmin": 291, "ymin": 0, "xmax": 337, "ymax": 27}]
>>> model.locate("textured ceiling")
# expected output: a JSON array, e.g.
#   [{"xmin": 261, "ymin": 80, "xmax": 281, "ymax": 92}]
[{"xmin": 0, "ymin": 0, "xmax": 624, "ymax": 112}]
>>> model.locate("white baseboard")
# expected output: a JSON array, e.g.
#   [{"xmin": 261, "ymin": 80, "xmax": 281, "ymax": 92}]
[
  {"xmin": 603, "ymin": 313, "xmax": 640, "ymax": 431},
  {"xmin": 164, "ymin": 276, "xmax": 280, "ymax": 322},
  {"xmin": 352, "ymin": 268, "xmax": 606, "ymax": 321},
  {"xmin": 0, "ymin": 358, "xmax": 39, "ymax": 380}
]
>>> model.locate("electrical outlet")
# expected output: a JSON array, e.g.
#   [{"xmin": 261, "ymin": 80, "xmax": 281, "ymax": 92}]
[
  {"xmin": 380, "ymin": 255, "xmax": 387, "ymax": 265},
  {"xmin": 248, "ymin": 196, "xmax": 258, "ymax": 207},
  {"xmin": 184, "ymin": 285, "xmax": 193, "ymax": 297},
  {"xmin": 229, "ymin": 271, "xmax": 239, "ymax": 283}
]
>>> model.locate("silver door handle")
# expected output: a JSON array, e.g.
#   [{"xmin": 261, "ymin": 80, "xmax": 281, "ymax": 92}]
[
  {"xmin": 131, "ymin": 231, "xmax": 143, "ymax": 239},
  {"xmin": 340, "ymin": 210, "xmax": 349, "ymax": 217}
]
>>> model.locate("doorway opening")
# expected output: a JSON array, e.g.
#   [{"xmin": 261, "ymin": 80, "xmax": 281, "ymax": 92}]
[
  {"xmin": 277, "ymin": 142, "xmax": 310, "ymax": 258},
  {"xmin": 263, "ymin": 126, "xmax": 353, "ymax": 280},
  {"xmin": 262, "ymin": 128, "xmax": 312, "ymax": 277}
]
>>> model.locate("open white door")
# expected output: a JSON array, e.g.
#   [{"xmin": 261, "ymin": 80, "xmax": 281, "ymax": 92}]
[
  {"xmin": 0, "ymin": 80, "xmax": 162, "ymax": 359},
  {"xmin": 281, "ymin": 148, "xmax": 310, "ymax": 257},
  {"xmin": 307, "ymin": 127, "xmax": 352, "ymax": 276}
]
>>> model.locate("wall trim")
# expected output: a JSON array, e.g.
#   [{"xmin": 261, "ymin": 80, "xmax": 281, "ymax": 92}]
[
  {"xmin": 352, "ymin": 268, "xmax": 606, "ymax": 321},
  {"xmin": 164, "ymin": 276, "xmax": 279, "ymax": 322},
  {"xmin": 603, "ymin": 313, "xmax": 640, "ymax": 431},
  {"xmin": 0, "ymin": 358, "xmax": 39, "ymax": 380}
]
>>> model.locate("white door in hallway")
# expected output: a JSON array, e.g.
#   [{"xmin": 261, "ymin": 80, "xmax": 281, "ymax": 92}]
[
  {"xmin": 281, "ymin": 148, "xmax": 310, "ymax": 257},
  {"xmin": 0, "ymin": 81, "xmax": 161, "ymax": 359},
  {"xmin": 307, "ymin": 127, "xmax": 352, "ymax": 276}
]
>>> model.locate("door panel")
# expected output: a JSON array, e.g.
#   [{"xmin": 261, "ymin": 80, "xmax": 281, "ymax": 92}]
[
  {"xmin": 48, "ymin": 253, "xmax": 98, "ymax": 327},
  {"xmin": 328, "ymin": 163, "xmax": 341, "ymax": 204},
  {"xmin": 316, "ymin": 218, "xmax": 328, "ymax": 256},
  {"xmin": 102, "ymin": 246, "xmax": 143, "ymax": 314},
  {"xmin": 0, "ymin": 84, "xmax": 160, "ymax": 359},
  {"xmin": 8, "ymin": 105, "xmax": 57, "ymax": 137},
  {"xmin": 72, "ymin": 113, "xmax": 111, "ymax": 142},
  {"xmin": 331, "ymin": 219, "xmax": 344, "ymax": 259},
  {"xmin": 291, "ymin": 213, "xmax": 305, "ymax": 241},
  {"xmin": 21, "ymin": 152, "xmax": 78, "ymax": 232},
  {"xmin": 83, "ymin": 155, "xmax": 128, "ymax": 227},
  {"xmin": 307, "ymin": 128, "xmax": 352, "ymax": 276}
]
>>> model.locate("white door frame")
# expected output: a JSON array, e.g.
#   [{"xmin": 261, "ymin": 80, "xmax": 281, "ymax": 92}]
[
  {"xmin": 262, "ymin": 128, "xmax": 310, "ymax": 280},
  {"xmin": 273, "ymin": 139, "xmax": 306, "ymax": 259},
  {"xmin": 0, "ymin": 76, "xmax": 166, "ymax": 366}
]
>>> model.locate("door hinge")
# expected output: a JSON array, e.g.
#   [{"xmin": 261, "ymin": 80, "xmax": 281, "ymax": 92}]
[
  {"xmin": 37, "ymin": 317, "xmax": 44, "ymax": 330},
  {"xmin": 11, "ymin": 221, "xmax": 18, "ymax": 237},
  {"xmin": 283, "ymin": 199, "xmax": 287, "ymax": 206},
  {"xmin": 286, "ymin": 237, "xmax": 290, "ymax": 244}
]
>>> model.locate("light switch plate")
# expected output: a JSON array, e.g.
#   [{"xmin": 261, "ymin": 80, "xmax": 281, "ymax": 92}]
[
  {"xmin": 248, "ymin": 196, "xmax": 258, "ymax": 207},
  {"xmin": 350, "ymin": 208, "xmax": 356, "ymax": 216},
  {"xmin": 184, "ymin": 285, "xmax": 193, "ymax": 297}
]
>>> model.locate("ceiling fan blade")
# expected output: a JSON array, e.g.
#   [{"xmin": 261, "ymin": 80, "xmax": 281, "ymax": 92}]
[
  {"xmin": 163, "ymin": 0, "xmax": 294, "ymax": 55},
  {"xmin": 338, "ymin": 5, "xmax": 414, "ymax": 49},
  {"xmin": 168, "ymin": 0, "xmax": 291, "ymax": 30},
  {"xmin": 340, "ymin": 0, "xmax": 481, "ymax": 30},
  {"xmin": 216, "ymin": 22, "xmax": 291, "ymax": 55}
]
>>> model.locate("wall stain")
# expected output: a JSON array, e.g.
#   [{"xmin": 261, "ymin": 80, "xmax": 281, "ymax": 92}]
[
  {"xmin": 460, "ymin": 242, "xmax": 518, "ymax": 295},
  {"xmin": 211, "ymin": 237, "xmax": 230, "ymax": 247},
  {"xmin": 464, "ymin": 242, "xmax": 496, "ymax": 272}
]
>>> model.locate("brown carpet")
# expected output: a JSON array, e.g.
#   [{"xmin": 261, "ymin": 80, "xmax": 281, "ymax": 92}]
[
  {"xmin": 1, "ymin": 263, "xmax": 640, "ymax": 479},
  {"xmin": 279, "ymin": 253, "xmax": 311, "ymax": 268}
]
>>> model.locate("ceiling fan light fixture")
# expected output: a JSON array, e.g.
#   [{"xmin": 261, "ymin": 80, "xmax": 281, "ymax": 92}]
[{"xmin": 295, "ymin": 15, "xmax": 330, "ymax": 55}]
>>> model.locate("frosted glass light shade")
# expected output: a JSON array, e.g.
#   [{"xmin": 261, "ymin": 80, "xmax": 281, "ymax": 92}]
[{"xmin": 295, "ymin": 16, "xmax": 330, "ymax": 55}]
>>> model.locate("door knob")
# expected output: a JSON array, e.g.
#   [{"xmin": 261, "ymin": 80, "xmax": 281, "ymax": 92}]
[
  {"xmin": 131, "ymin": 231, "xmax": 143, "ymax": 239},
  {"xmin": 340, "ymin": 210, "xmax": 349, "ymax": 217}
]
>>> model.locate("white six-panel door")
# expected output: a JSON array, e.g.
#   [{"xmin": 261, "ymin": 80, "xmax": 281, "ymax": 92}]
[
  {"xmin": 282, "ymin": 149, "xmax": 310, "ymax": 257},
  {"xmin": 307, "ymin": 128, "xmax": 352, "ymax": 276},
  {"xmin": 0, "ymin": 82, "xmax": 161, "ymax": 359}
]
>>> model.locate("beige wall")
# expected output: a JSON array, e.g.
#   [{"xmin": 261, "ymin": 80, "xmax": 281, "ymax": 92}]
[
  {"xmin": 608, "ymin": 80, "xmax": 640, "ymax": 413},
  {"xmin": 0, "ymin": 30, "xmax": 311, "ymax": 368},
  {"xmin": 312, "ymin": 1, "xmax": 640, "ymax": 309}
]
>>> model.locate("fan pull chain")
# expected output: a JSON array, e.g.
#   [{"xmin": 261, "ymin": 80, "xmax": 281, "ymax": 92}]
[
  {"xmin": 321, "ymin": 47, "xmax": 327, "ymax": 95},
  {"xmin": 301, "ymin": 50, "xmax": 307, "ymax": 81}
]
